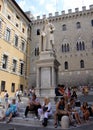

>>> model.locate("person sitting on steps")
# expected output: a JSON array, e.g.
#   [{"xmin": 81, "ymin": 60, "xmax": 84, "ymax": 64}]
[
  {"xmin": 24, "ymin": 93, "xmax": 41, "ymax": 118},
  {"xmin": 38, "ymin": 96, "xmax": 52, "ymax": 127},
  {"xmin": 0, "ymin": 98, "xmax": 18, "ymax": 123},
  {"xmin": 80, "ymin": 102, "xmax": 90, "ymax": 121},
  {"xmin": 54, "ymin": 97, "xmax": 71, "ymax": 128}
]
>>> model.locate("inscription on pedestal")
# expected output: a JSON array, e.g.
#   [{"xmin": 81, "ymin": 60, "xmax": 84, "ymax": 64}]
[{"xmin": 41, "ymin": 67, "xmax": 51, "ymax": 88}]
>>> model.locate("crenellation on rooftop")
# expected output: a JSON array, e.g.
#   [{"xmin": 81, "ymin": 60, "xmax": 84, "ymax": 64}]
[
  {"xmin": 68, "ymin": 9, "xmax": 72, "ymax": 14},
  {"xmin": 42, "ymin": 14, "xmax": 46, "ymax": 19},
  {"xmin": 49, "ymin": 13, "xmax": 52, "ymax": 17},
  {"xmin": 33, "ymin": 4, "xmax": 93, "ymax": 24},
  {"xmin": 37, "ymin": 16, "xmax": 40, "ymax": 20},
  {"xmin": 82, "ymin": 6, "xmax": 86, "ymax": 11},
  {"xmin": 55, "ymin": 11, "xmax": 59, "ymax": 16},
  {"xmin": 61, "ymin": 10, "xmax": 65, "ymax": 15},
  {"xmin": 75, "ymin": 8, "xmax": 79, "ymax": 13},
  {"xmin": 89, "ymin": 4, "xmax": 93, "ymax": 9}
]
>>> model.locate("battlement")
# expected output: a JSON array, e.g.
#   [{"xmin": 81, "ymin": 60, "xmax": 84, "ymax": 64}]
[{"xmin": 35, "ymin": 5, "xmax": 93, "ymax": 21}]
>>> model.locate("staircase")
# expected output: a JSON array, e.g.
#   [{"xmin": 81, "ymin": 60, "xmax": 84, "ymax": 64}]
[
  {"xmin": 12, "ymin": 96, "xmax": 56, "ymax": 127},
  {"xmin": 0, "ymin": 96, "xmax": 56, "ymax": 128},
  {"xmin": 0, "ymin": 95, "xmax": 93, "ymax": 129}
]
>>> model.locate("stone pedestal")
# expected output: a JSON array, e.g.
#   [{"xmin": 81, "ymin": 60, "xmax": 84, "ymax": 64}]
[
  {"xmin": 61, "ymin": 116, "xmax": 69, "ymax": 129},
  {"xmin": 36, "ymin": 51, "xmax": 60, "ymax": 97}
]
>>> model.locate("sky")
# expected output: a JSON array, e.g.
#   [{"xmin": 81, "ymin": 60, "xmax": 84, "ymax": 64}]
[{"xmin": 15, "ymin": 0, "xmax": 93, "ymax": 19}]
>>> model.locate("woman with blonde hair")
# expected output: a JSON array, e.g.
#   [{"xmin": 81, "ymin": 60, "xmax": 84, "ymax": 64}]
[{"xmin": 38, "ymin": 96, "xmax": 52, "ymax": 127}]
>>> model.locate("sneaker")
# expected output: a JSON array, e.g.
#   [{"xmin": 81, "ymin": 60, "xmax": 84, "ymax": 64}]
[
  {"xmin": 40, "ymin": 114, "xmax": 44, "ymax": 121},
  {"xmin": 34, "ymin": 116, "xmax": 38, "ymax": 119},
  {"xmin": 40, "ymin": 117, "xmax": 43, "ymax": 121},
  {"xmin": 23, "ymin": 115, "xmax": 27, "ymax": 118}
]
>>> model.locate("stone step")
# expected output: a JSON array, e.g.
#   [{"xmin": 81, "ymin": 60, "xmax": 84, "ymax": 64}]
[
  {"xmin": 18, "ymin": 103, "xmax": 56, "ymax": 116},
  {"xmin": 10, "ymin": 115, "xmax": 93, "ymax": 129},
  {"xmin": 12, "ymin": 116, "xmax": 54, "ymax": 127},
  {"xmin": 0, "ymin": 112, "xmax": 93, "ymax": 129},
  {"xmin": 18, "ymin": 109, "xmax": 55, "ymax": 119}
]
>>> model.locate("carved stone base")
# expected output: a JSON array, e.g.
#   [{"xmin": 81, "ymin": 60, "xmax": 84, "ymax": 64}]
[
  {"xmin": 39, "ymin": 51, "xmax": 56, "ymax": 60},
  {"xmin": 36, "ymin": 51, "xmax": 60, "ymax": 97}
]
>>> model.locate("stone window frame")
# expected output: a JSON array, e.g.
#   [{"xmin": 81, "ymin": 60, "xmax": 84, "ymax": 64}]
[
  {"xmin": 37, "ymin": 29, "xmax": 40, "ymax": 35},
  {"xmin": 2, "ymin": 54, "xmax": 8, "ymax": 69},
  {"xmin": 91, "ymin": 19, "xmax": 93, "ymax": 26},
  {"xmin": 76, "ymin": 41, "xmax": 85, "ymax": 51},
  {"xmin": 80, "ymin": 59, "xmax": 84, "ymax": 68},
  {"xmin": 19, "ymin": 60, "xmax": 24, "ymax": 76},
  {"xmin": 7, "ymin": 14, "xmax": 11, "ymax": 20},
  {"xmin": 12, "ymin": 59, "xmax": 17, "ymax": 73},
  {"xmin": 62, "ymin": 24, "xmax": 67, "ymax": 31},
  {"xmin": 14, "ymin": 34, "xmax": 19, "ymax": 47},
  {"xmin": 62, "ymin": 43, "xmax": 70, "ymax": 53},
  {"xmin": 35, "ymin": 47, "xmax": 39, "ymax": 56},
  {"xmin": 22, "ymin": 28, "xmax": 25, "ymax": 33},
  {"xmin": 11, "ymin": 83, "xmax": 15, "ymax": 93},
  {"xmin": 5, "ymin": 27, "xmax": 11, "ymax": 42},
  {"xmin": 19, "ymin": 84, "xmax": 24, "ymax": 92},
  {"xmin": 1, "ymin": 80, "xmax": 6, "ymax": 92},
  {"xmin": 64, "ymin": 61, "xmax": 68, "ymax": 70},
  {"xmin": 20, "ymin": 39, "xmax": 26, "ymax": 53},
  {"xmin": 76, "ymin": 22, "xmax": 81, "ymax": 29}
]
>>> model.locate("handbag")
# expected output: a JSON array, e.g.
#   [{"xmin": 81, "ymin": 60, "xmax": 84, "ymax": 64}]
[{"xmin": 43, "ymin": 107, "xmax": 48, "ymax": 112}]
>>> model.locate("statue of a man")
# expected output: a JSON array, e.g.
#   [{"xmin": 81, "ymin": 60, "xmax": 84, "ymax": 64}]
[{"xmin": 40, "ymin": 18, "xmax": 55, "ymax": 52}]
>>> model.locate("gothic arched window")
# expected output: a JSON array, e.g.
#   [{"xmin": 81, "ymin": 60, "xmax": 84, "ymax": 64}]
[
  {"xmin": 80, "ymin": 42, "xmax": 82, "ymax": 50},
  {"xmin": 62, "ymin": 43, "xmax": 70, "ymax": 53},
  {"xmin": 82, "ymin": 41, "xmax": 85, "ymax": 50},
  {"xmin": 67, "ymin": 44, "xmax": 69, "ymax": 52},
  {"xmin": 62, "ymin": 44, "xmax": 64, "ymax": 52},
  {"xmin": 76, "ymin": 41, "xmax": 85, "ymax": 51},
  {"xmin": 76, "ymin": 42, "xmax": 79, "ymax": 51}
]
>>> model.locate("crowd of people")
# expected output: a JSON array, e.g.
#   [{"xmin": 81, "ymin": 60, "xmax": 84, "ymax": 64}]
[
  {"xmin": 54, "ymin": 84, "xmax": 93, "ymax": 128},
  {"xmin": 0, "ymin": 85, "xmax": 93, "ymax": 128}
]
